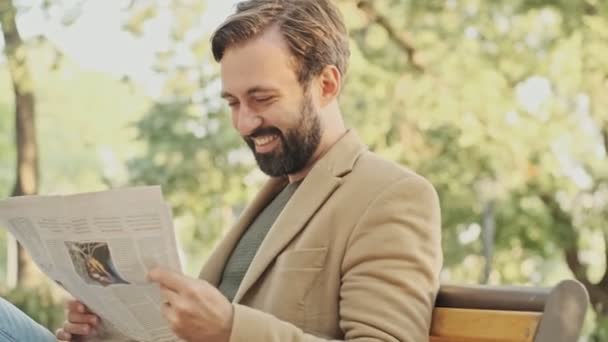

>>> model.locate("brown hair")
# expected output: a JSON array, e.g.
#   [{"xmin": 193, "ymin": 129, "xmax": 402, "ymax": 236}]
[{"xmin": 211, "ymin": 0, "xmax": 350, "ymax": 85}]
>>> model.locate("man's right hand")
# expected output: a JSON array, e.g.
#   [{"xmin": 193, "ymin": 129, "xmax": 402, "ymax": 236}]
[{"xmin": 56, "ymin": 299, "xmax": 100, "ymax": 341}]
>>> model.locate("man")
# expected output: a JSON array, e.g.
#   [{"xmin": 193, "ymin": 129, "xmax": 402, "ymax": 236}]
[{"xmin": 1, "ymin": 1, "xmax": 441, "ymax": 341}]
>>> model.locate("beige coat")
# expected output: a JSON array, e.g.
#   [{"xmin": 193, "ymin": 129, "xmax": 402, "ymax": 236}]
[{"xmin": 199, "ymin": 130, "xmax": 442, "ymax": 341}]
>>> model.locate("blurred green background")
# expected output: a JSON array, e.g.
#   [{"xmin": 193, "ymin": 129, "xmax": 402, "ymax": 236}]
[{"xmin": 0, "ymin": 0, "xmax": 606, "ymax": 340}]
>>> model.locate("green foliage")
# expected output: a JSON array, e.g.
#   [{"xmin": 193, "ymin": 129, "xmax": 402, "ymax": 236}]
[
  {"xmin": 128, "ymin": 98, "xmax": 256, "ymax": 272},
  {"xmin": 29, "ymin": 43, "xmax": 150, "ymax": 194},
  {"xmin": 338, "ymin": 0, "xmax": 607, "ymax": 332},
  {"xmin": 337, "ymin": 0, "xmax": 607, "ymax": 281}
]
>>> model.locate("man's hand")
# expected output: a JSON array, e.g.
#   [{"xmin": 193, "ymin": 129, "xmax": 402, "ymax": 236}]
[
  {"xmin": 55, "ymin": 299, "xmax": 100, "ymax": 341},
  {"xmin": 148, "ymin": 267, "xmax": 234, "ymax": 342}
]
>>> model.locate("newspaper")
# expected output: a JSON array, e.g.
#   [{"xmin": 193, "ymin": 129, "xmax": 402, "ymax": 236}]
[{"xmin": 0, "ymin": 186, "xmax": 183, "ymax": 342}]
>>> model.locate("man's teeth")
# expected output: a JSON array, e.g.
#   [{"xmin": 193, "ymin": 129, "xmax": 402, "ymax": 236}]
[{"xmin": 254, "ymin": 135, "xmax": 278, "ymax": 146}]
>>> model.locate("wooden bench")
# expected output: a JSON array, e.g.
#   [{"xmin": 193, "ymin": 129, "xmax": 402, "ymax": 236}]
[{"xmin": 430, "ymin": 279, "xmax": 589, "ymax": 342}]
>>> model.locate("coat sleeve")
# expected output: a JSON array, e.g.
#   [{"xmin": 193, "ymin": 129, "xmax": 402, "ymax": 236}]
[{"xmin": 228, "ymin": 175, "xmax": 443, "ymax": 342}]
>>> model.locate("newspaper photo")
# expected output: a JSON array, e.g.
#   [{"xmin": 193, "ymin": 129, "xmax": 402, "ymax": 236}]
[{"xmin": 0, "ymin": 186, "xmax": 183, "ymax": 342}]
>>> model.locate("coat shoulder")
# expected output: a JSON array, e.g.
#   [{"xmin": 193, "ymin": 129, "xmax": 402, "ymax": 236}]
[{"xmin": 349, "ymin": 151, "xmax": 435, "ymax": 192}]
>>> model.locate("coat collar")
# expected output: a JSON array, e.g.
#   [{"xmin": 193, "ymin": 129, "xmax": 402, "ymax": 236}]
[{"xmin": 199, "ymin": 130, "xmax": 367, "ymax": 301}]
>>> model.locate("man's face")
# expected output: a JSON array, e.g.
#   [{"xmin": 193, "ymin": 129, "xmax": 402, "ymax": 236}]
[{"xmin": 220, "ymin": 28, "xmax": 322, "ymax": 177}]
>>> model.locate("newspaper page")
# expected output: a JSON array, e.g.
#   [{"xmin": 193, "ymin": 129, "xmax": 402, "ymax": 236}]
[{"xmin": 0, "ymin": 186, "xmax": 183, "ymax": 342}]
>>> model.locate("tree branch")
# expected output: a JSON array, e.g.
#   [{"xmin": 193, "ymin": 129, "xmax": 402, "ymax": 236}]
[
  {"xmin": 584, "ymin": 1, "xmax": 598, "ymax": 16},
  {"xmin": 356, "ymin": 0, "xmax": 424, "ymax": 72},
  {"xmin": 600, "ymin": 230, "xmax": 608, "ymax": 287},
  {"xmin": 565, "ymin": 247, "xmax": 591, "ymax": 287},
  {"xmin": 539, "ymin": 193, "xmax": 591, "ymax": 286}
]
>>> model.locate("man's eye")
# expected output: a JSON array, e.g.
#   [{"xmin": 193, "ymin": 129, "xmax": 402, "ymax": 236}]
[
  {"xmin": 255, "ymin": 97, "xmax": 272, "ymax": 103},
  {"xmin": 228, "ymin": 102, "xmax": 239, "ymax": 107}
]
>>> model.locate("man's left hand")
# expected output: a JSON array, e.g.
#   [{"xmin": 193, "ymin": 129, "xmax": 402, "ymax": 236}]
[{"xmin": 148, "ymin": 267, "xmax": 233, "ymax": 342}]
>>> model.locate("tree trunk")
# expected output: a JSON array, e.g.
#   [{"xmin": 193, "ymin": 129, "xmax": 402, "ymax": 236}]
[
  {"xmin": 541, "ymin": 192, "xmax": 608, "ymax": 337},
  {"xmin": 1, "ymin": 0, "xmax": 40, "ymax": 287},
  {"xmin": 481, "ymin": 200, "xmax": 495, "ymax": 284}
]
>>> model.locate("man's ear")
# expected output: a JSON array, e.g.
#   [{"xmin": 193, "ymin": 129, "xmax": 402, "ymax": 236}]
[{"xmin": 317, "ymin": 65, "xmax": 341, "ymax": 107}]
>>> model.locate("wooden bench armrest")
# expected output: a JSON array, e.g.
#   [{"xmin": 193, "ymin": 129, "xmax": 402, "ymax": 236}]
[
  {"xmin": 431, "ymin": 280, "xmax": 589, "ymax": 342},
  {"xmin": 533, "ymin": 280, "xmax": 589, "ymax": 342},
  {"xmin": 430, "ymin": 307, "xmax": 541, "ymax": 342}
]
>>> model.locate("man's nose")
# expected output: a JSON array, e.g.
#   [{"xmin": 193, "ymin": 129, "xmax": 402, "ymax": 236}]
[{"xmin": 234, "ymin": 105, "xmax": 263, "ymax": 136}]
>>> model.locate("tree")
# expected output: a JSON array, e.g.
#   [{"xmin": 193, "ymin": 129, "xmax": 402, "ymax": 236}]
[
  {"xmin": 337, "ymin": 0, "xmax": 608, "ymax": 337},
  {"xmin": 0, "ymin": 0, "xmax": 39, "ymax": 288}
]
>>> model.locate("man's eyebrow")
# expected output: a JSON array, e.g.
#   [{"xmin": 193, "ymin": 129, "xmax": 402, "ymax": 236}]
[
  {"xmin": 220, "ymin": 91, "xmax": 234, "ymax": 99},
  {"xmin": 221, "ymin": 86, "xmax": 279, "ymax": 99},
  {"xmin": 247, "ymin": 86, "xmax": 279, "ymax": 95}
]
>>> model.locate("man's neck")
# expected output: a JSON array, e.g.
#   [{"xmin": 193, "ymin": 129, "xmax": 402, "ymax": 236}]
[{"xmin": 287, "ymin": 128, "xmax": 348, "ymax": 183}]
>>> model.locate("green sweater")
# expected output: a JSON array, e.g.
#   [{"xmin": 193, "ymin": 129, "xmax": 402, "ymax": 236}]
[{"xmin": 218, "ymin": 182, "xmax": 300, "ymax": 301}]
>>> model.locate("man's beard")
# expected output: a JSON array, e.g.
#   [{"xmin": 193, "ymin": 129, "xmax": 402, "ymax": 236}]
[{"xmin": 244, "ymin": 94, "xmax": 322, "ymax": 177}]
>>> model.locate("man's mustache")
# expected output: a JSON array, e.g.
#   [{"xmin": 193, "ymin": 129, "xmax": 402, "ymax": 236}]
[{"xmin": 246, "ymin": 127, "xmax": 283, "ymax": 140}]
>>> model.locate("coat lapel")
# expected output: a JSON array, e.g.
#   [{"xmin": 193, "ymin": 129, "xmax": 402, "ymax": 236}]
[
  {"xmin": 198, "ymin": 177, "xmax": 288, "ymax": 286},
  {"xmin": 232, "ymin": 165, "xmax": 342, "ymax": 302},
  {"xmin": 232, "ymin": 130, "xmax": 367, "ymax": 303}
]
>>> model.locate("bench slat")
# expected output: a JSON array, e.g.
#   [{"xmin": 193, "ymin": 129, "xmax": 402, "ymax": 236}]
[{"xmin": 430, "ymin": 308, "xmax": 542, "ymax": 342}]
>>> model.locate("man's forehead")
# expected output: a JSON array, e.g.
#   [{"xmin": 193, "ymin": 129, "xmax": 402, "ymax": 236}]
[{"xmin": 219, "ymin": 53, "xmax": 299, "ymax": 97}]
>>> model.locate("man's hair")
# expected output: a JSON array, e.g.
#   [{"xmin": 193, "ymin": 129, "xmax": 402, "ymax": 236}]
[{"xmin": 211, "ymin": 0, "xmax": 350, "ymax": 85}]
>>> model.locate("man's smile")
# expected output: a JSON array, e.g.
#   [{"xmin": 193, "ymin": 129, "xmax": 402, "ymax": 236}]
[{"xmin": 253, "ymin": 134, "xmax": 280, "ymax": 153}]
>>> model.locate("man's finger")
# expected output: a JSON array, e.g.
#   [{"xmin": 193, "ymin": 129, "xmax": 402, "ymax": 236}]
[
  {"xmin": 160, "ymin": 285, "xmax": 180, "ymax": 305},
  {"xmin": 66, "ymin": 299, "xmax": 88, "ymax": 313},
  {"xmin": 55, "ymin": 328, "xmax": 71, "ymax": 341},
  {"xmin": 160, "ymin": 298, "xmax": 179, "ymax": 326},
  {"xmin": 63, "ymin": 322, "xmax": 94, "ymax": 335},
  {"xmin": 68, "ymin": 311, "xmax": 99, "ymax": 325},
  {"xmin": 148, "ymin": 267, "xmax": 186, "ymax": 292}
]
